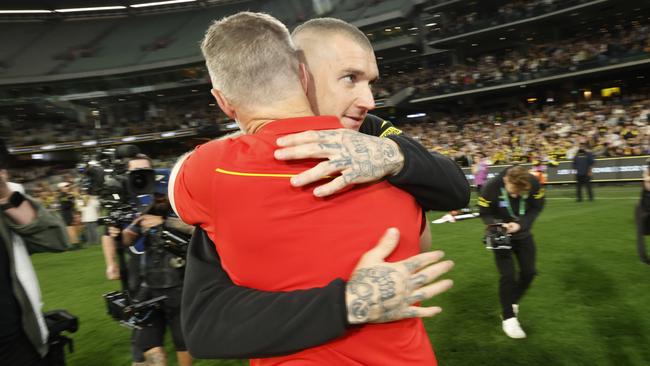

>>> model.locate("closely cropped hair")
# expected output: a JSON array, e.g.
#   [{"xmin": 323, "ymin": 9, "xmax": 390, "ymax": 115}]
[
  {"xmin": 201, "ymin": 12, "xmax": 300, "ymax": 107},
  {"xmin": 506, "ymin": 166, "xmax": 532, "ymax": 192},
  {"xmin": 292, "ymin": 17, "xmax": 372, "ymax": 51}
]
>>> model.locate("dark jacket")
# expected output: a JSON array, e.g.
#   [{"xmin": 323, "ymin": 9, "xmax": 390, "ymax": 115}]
[
  {"xmin": 1, "ymin": 195, "xmax": 69, "ymax": 357},
  {"xmin": 572, "ymin": 150, "xmax": 595, "ymax": 176}
]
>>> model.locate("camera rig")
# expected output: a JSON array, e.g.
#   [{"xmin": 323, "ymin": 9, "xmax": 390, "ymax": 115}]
[
  {"xmin": 44, "ymin": 310, "xmax": 79, "ymax": 366},
  {"xmin": 483, "ymin": 223, "xmax": 512, "ymax": 250},
  {"xmin": 78, "ymin": 145, "xmax": 174, "ymax": 329},
  {"xmin": 103, "ymin": 292, "xmax": 168, "ymax": 330}
]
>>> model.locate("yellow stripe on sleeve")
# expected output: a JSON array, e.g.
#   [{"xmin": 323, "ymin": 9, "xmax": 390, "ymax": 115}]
[{"xmin": 379, "ymin": 126, "xmax": 403, "ymax": 138}]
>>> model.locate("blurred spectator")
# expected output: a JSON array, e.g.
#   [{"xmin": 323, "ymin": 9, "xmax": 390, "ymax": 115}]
[
  {"xmin": 57, "ymin": 182, "xmax": 80, "ymax": 249},
  {"xmin": 76, "ymin": 193, "xmax": 100, "ymax": 246},
  {"xmin": 472, "ymin": 153, "xmax": 490, "ymax": 192}
]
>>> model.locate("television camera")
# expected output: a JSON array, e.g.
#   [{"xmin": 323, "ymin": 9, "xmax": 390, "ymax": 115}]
[{"xmin": 483, "ymin": 223, "xmax": 512, "ymax": 250}]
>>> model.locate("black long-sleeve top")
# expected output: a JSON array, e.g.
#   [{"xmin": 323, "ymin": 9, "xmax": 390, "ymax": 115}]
[
  {"xmin": 360, "ymin": 114, "xmax": 469, "ymax": 212},
  {"xmin": 181, "ymin": 114, "xmax": 470, "ymax": 359},
  {"xmin": 478, "ymin": 167, "xmax": 545, "ymax": 240}
]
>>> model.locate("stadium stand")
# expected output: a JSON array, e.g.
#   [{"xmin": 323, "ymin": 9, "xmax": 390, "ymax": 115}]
[
  {"xmin": 401, "ymin": 93, "xmax": 650, "ymax": 165},
  {"xmin": 1, "ymin": 0, "xmax": 649, "ymax": 168},
  {"xmin": 427, "ymin": 0, "xmax": 594, "ymax": 41}
]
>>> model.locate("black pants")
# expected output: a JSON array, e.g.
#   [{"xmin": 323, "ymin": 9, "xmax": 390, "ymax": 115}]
[
  {"xmin": 576, "ymin": 175, "xmax": 593, "ymax": 201},
  {"xmin": 0, "ymin": 332, "xmax": 49, "ymax": 366},
  {"xmin": 493, "ymin": 235, "xmax": 537, "ymax": 319}
]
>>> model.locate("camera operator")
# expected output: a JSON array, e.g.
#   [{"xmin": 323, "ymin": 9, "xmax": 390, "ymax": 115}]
[
  {"xmin": 634, "ymin": 160, "xmax": 650, "ymax": 264},
  {"xmin": 478, "ymin": 165, "xmax": 545, "ymax": 339},
  {"xmin": 119, "ymin": 159, "xmax": 193, "ymax": 366},
  {"xmin": 102, "ymin": 154, "xmax": 155, "ymax": 366},
  {"xmin": 0, "ymin": 139, "xmax": 69, "ymax": 366}
]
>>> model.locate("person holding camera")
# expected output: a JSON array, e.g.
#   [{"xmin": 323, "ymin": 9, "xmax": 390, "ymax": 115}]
[
  {"xmin": 102, "ymin": 154, "xmax": 159, "ymax": 366},
  {"xmin": 478, "ymin": 165, "xmax": 545, "ymax": 339},
  {"xmin": 0, "ymin": 139, "xmax": 70, "ymax": 366},
  {"xmin": 120, "ymin": 164, "xmax": 193, "ymax": 366},
  {"xmin": 102, "ymin": 154, "xmax": 191, "ymax": 366}
]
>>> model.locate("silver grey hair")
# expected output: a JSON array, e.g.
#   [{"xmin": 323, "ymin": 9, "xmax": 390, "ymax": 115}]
[
  {"xmin": 201, "ymin": 12, "xmax": 301, "ymax": 107},
  {"xmin": 291, "ymin": 17, "xmax": 373, "ymax": 51}
]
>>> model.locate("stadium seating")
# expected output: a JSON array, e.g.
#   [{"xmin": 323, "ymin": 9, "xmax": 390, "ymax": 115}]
[{"xmin": 7, "ymin": 18, "xmax": 117, "ymax": 77}]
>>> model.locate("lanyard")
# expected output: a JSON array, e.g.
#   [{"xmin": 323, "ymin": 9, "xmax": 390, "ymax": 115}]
[{"xmin": 500, "ymin": 187, "xmax": 526, "ymax": 218}]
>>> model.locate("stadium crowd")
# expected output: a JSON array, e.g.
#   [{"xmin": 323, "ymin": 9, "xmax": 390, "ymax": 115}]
[
  {"xmin": 401, "ymin": 94, "xmax": 650, "ymax": 167},
  {"xmin": 3, "ymin": 96, "xmax": 223, "ymax": 147},
  {"xmin": 429, "ymin": 0, "xmax": 592, "ymax": 40},
  {"xmin": 375, "ymin": 16, "xmax": 650, "ymax": 98}
]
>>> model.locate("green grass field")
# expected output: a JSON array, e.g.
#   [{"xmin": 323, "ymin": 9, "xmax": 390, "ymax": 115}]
[{"xmin": 32, "ymin": 185, "xmax": 650, "ymax": 366}]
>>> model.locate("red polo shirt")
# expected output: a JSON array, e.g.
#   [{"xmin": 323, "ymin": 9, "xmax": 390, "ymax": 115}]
[{"xmin": 173, "ymin": 116, "xmax": 437, "ymax": 365}]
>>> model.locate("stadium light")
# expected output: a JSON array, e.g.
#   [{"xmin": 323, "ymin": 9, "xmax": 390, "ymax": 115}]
[
  {"xmin": 55, "ymin": 6, "xmax": 127, "ymax": 13},
  {"xmin": 407, "ymin": 113, "xmax": 427, "ymax": 118},
  {"xmin": 131, "ymin": 0, "xmax": 196, "ymax": 8},
  {"xmin": 0, "ymin": 10, "xmax": 53, "ymax": 14}
]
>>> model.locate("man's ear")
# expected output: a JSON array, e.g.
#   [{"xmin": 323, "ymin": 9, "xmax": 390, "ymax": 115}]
[{"xmin": 211, "ymin": 89, "xmax": 237, "ymax": 120}]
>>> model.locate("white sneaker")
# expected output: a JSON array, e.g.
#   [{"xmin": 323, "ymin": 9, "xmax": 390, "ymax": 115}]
[
  {"xmin": 512, "ymin": 304, "xmax": 519, "ymax": 317},
  {"xmin": 502, "ymin": 317, "xmax": 527, "ymax": 339}
]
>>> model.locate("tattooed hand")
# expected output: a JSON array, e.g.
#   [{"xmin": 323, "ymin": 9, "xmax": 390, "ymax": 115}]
[
  {"xmin": 345, "ymin": 228, "xmax": 454, "ymax": 324},
  {"xmin": 274, "ymin": 129, "xmax": 405, "ymax": 197}
]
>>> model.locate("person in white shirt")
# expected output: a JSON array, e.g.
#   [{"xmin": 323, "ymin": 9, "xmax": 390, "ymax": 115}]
[{"xmin": 76, "ymin": 194, "xmax": 100, "ymax": 246}]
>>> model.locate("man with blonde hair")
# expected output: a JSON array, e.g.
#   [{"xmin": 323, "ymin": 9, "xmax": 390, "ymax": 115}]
[
  {"xmin": 478, "ymin": 165, "xmax": 545, "ymax": 339},
  {"xmin": 171, "ymin": 12, "xmax": 454, "ymax": 365}
]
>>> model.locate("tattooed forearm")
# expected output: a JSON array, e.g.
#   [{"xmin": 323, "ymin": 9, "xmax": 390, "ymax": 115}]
[
  {"xmin": 315, "ymin": 130, "xmax": 404, "ymax": 185},
  {"xmin": 379, "ymin": 139, "xmax": 403, "ymax": 176},
  {"xmin": 337, "ymin": 132, "xmax": 404, "ymax": 184}
]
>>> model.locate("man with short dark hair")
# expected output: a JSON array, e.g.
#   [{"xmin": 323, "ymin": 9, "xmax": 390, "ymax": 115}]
[
  {"xmin": 0, "ymin": 139, "xmax": 69, "ymax": 365},
  {"xmin": 478, "ymin": 165, "xmax": 545, "ymax": 339}
]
